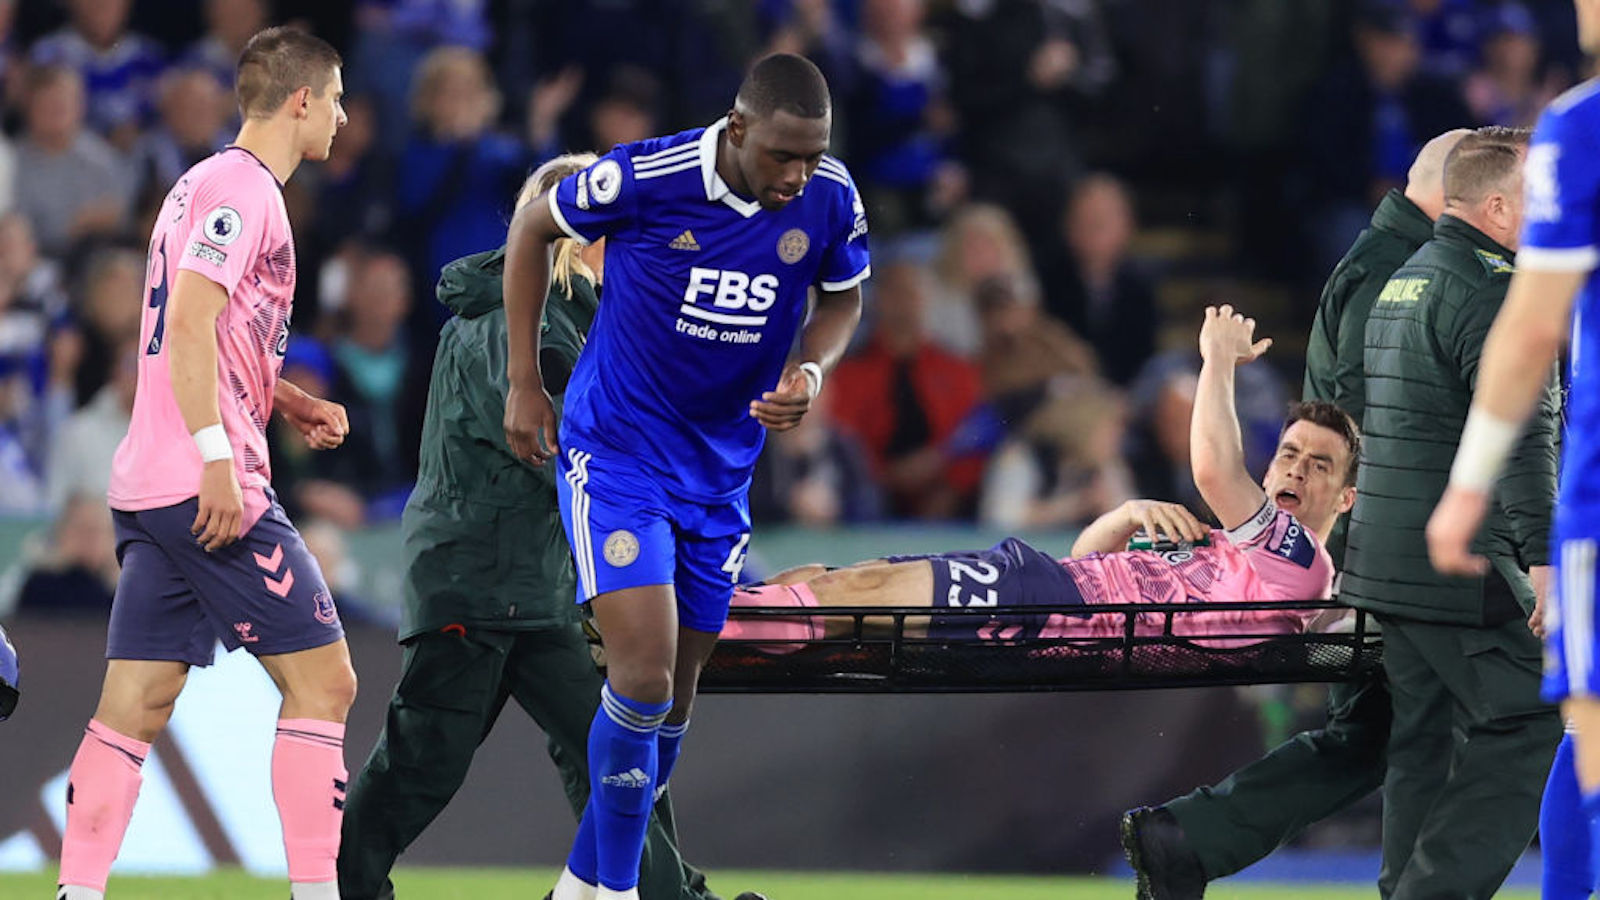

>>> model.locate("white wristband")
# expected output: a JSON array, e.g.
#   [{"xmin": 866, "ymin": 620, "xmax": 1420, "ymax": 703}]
[
  {"xmin": 799, "ymin": 361, "xmax": 824, "ymax": 399},
  {"xmin": 1449, "ymin": 408, "xmax": 1520, "ymax": 492},
  {"xmin": 192, "ymin": 424, "xmax": 233, "ymax": 463}
]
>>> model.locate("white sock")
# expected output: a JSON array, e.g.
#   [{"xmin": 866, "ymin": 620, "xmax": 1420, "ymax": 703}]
[
  {"xmin": 595, "ymin": 888, "xmax": 640, "ymax": 900},
  {"xmin": 289, "ymin": 881, "xmax": 340, "ymax": 900},
  {"xmin": 553, "ymin": 866, "xmax": 599, "ymax": 900},
  {"xmin": 57, "ymin": 887, "xmax": 104, "ymax": 900}
]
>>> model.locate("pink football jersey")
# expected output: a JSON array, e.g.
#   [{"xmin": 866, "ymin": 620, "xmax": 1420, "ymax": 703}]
[
  {"xmin": 1043, "ymin": 500, "xmax": 1336, "ymax": 642},
  {"xmin": 109, "ymin": 147, "xmax": 295, "ymax": 529}
]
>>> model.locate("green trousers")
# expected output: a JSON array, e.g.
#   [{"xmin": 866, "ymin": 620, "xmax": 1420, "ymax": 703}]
[
  {"xmin": 1167, "ymin": 666, "xmax": 1391, "ymax": 880},
  {"xmin": 1374, "ymin": 613, "xmax": 1560, "ymax": 900},
  {"xmin": 337, "ymin": 625, "xmax": 718, "ymax": 900}
]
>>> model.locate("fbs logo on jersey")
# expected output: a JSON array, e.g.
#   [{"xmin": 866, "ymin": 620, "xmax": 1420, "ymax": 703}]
[
  {"xmin": 603, "ymin": 530, "xmax": 639, "ymax": 567},
  {"xmin": 677, "ymin": 267, "xmax": 780, "ymax": 343},
  {"xmin": 203, "ymin": 207, "xmax": 243, "ymax": 246}
]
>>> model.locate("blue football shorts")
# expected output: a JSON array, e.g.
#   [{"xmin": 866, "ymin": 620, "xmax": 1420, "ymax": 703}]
[
  {"xmin": 556, "ymin": 443, "xmax": 751, "ymax": 633},
  {"xmin": 1547, "ymin": 535, "xmax": 1600, "ymax": 702}
]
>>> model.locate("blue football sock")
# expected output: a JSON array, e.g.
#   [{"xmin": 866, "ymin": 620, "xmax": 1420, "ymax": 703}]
[
  {"xmin": 1544, "ymin": 733, "xmax": 1595, "ymax": 899},
  {"xmin": 565, "ymin": 796, "xmax": 599, "ymax": 887},
  {"xmin": 589, "ymin": 681, "xmax": 671, "ymax": 892},
  {"xmin": 655, "ymin": 720, "xmax": 689, "ymax": 799}
]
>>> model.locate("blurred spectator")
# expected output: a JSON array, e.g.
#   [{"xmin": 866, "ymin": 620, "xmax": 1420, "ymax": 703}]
[
  {"xmin": 978, "ymin": 378, "xmax": 1133, "ymax": 531},
  {"xmin": 1408, "ymin": 0, "xmax": 1483, "ymax": 78},
  {"xmin": 1301, "ymin": 5, "xmax": 1472, "ymax": 275},
  {"xmin": 68, "ymin": 245, "xmax": 143, "ymax": 407},
  {"xmin": 306, "ymin": 98, "xmax": 394, "ymax": 324},
  {"xmin": 14, "ymin": 65, "xmax": 132, "ymax": 257},
  {"xmin": 182, "ymin": 0, "xmax": 270, "ymax": 94},
  {"xmin": 348, "ymin": 0, "xmax": 491, "ymax": 147},
  {"xmin": 398, "ymin": 47, "xmax": 531, "ymax": 299},
  {"xmin": 1124, "ymin": 350, "xmax": 1291, "ymax": 520},
  {"xmin": 930, "ymin": 203, "xmax": 1033, "ymax": 355},
  {"xmin": 829, "ymin": 259, "xmax": 985, "ymax": 519},
  {"xmin": 28, "ymin": 0, "xmax": 165, "ymax": 150},
  {"xmin": 973, "ymin": 272, "xmax": 1096, "ymax": 421},
  {"xmin": 750, "ymin": 398, "xmax": 882, "ymax": 527},
  {"xmin": 130, "ymin": 67, "xmax": 231, "ymax": 215},
  {"xmin": 317, "ymin": 250, "xmax": 426, "ymax": 520},
  {"xmin": 587, "ymin": 67, "xmax": 658, "ymax": 152},
  {"xmin": 300, "ymin": 516, "xmax": 390, "ymax": 624},
  {"xmin": 1463, "ymin": 3, "xmax": 1562, "ymax": 128},
  {"xmin": 938, "ymin": 0, "xmax": 1116, "ymax": 262},
  {"xmin": 46, "ymin": 335, "xmax": 134, "ymax": 513},
  {"xmin": 843, "ymin": 0, "xmax": 965, "ymax": 235},
  {"xmin": 15, "ymin": 493, "xmax": 116, "ymax": 615},
  {"xmin": 1040, "ymin": 173, "xmax": 1158, "ymax": 386},
  {"xmin": 0, "ymin": 212, "xmax": 61, "ymax": 368},
  {"xmin": 1124, "ymin": 365, "xmax": 1207, "ymax": 519}
]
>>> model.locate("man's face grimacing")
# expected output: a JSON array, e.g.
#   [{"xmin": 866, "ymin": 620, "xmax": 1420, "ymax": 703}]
[
  {"xmin": 730, "ymin": 109, "xmax": 830, "ymax": 211},
  {"xmin": 1262, "ymin": 419, "xmax": 1357, "ymax": 532}
]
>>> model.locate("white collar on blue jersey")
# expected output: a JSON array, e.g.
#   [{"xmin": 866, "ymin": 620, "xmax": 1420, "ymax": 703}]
[{"xmin": 699, "ymin": 117, "xmax": 763, "ymax": 219}]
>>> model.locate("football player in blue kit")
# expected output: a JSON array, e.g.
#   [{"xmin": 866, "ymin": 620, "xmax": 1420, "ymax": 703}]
[
  {"xmin": 1429, "ymin": 2, "xmax": 1600, "ymax": 896},
  {"xmin": 502, "ymin": 54, "xmax": 869, "ymax": 900}
]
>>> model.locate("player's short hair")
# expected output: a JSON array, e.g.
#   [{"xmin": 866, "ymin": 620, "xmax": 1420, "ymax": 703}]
[
  {"xmin": 1282, "ymin": 401, "xmax": 1361, "ymax": 486},
  {"xmin": 1443, "ymin": 125, "xmax": 1531, "ymax": 208},
  {"xmin": 517, "ymin": 152, "xmax": 600, "ymax": 296},
  {"xmin": 735, "ymin": 53, "xmax": 831, "ymax": 120},
  {"xmin": 235, "ymin": 26, "xmax": 341, "ymax": 120}
]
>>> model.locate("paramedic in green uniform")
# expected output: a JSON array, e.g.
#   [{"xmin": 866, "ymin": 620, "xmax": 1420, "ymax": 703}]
[
  {"xmin": 1347, "ymin": 126, "xmax": 1560, "ymax": 899},
  {"xmin": 1122, "ymin": 128, "xmax": 1468, "ymax": 900},
  {"xmin": 337, "ymin": 154, "xmax": 723, "ymax": 900}
]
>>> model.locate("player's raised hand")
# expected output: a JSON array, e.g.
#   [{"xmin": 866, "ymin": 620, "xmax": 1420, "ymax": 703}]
[
  {"xmin": 1199, "ymin": 305, "xmax": 1272, "ymax": 367},
  {"xmin": 192, "ymin": 460, "xmax": 244, "ymax": 552},
  {"xmin": 751, "ymin": 362, "xmax": 817, "ymax": 432},
  {"xmin": 506, "ymin": 381, "xmax": 558, "ymax": 464},
  {"xmin": 1426, "ymin": 485, "xmax": 1491, "ymax": 576}
]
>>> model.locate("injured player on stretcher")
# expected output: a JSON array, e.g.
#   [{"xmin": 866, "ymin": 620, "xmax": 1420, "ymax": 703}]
[{"xmin": 724, "ymin": 306, "xmax": 1360, "ymax": 647}]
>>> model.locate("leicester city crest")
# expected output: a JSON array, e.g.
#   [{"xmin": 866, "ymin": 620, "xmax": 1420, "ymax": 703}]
[
  {"xmin": 604, "ymin": 530, "xmax": 640, "ymax": 567},
  {"xmin": 777, "ymin": 228, "xmax": 809, "ymax": 264}
]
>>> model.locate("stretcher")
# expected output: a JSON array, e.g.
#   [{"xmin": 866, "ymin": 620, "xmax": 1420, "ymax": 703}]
[{"xmin": 693, "ymin": 601, "xmax": 1381, "ymax": 693}]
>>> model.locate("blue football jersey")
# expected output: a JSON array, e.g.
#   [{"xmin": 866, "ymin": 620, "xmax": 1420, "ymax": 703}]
[
  {"xmin": 547, "ymin": 118, "xmax": 872, "ymax": 501},
  {"xmin": 1522, "ymin": 79, "xmax": 1600, "ymax": 539}
]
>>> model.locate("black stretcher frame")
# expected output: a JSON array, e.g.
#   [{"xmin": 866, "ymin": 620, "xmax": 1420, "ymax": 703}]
[{"xmin": 687, "ymin": 601, "xmax": 1382, "ymax": 694}]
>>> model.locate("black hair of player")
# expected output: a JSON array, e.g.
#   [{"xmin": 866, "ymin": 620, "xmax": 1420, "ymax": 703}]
[
  {"xmin": 735, "ymin": 53, "xmax": 831, "ymax": 121},
  {"xmin": 723, "ymin": 54, "xmax": 833, "ymax": 212}
]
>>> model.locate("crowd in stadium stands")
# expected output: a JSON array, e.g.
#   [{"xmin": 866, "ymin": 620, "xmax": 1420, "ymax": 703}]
[{"xmin": 0, "ymin": 0, "xmax": 1586, "ymax": 615}]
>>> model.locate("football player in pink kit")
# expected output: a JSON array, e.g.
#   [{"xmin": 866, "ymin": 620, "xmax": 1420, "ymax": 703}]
[
  {"xmin": 57, "ymin": 28, "xmax": 352, "ymax": 900},
  {"xmin": 724, "ymin": 307, "xmax": 1357, "ymax": 647}
]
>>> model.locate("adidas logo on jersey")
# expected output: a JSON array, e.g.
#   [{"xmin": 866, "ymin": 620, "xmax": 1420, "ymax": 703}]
[
  {"xmin": 601, "ymin": 767, "xmax": 652, "ymax": 789},
  {"xmin": 669, "ymin": 230, "xmax": 701, "ymax": 251}
]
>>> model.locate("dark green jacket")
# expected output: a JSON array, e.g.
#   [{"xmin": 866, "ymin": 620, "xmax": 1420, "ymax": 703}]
[
  {"xmin": 398, "ymin": 249, "xmax": 598, "ymax": 640},
  {"xmin": 1303, "ymin": 189, "xmax": 1434, "ymax": 425},
  {"xmin": 1303, "ymin": 190, "xmax": 1433, "ymax": 567},
  {"xmin": 1342, "ymin": 216, "xmax": 1560, "ymax": 624}
]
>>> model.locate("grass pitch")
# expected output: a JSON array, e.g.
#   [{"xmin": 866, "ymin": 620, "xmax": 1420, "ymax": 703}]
[{"xmin": 0, "ymin": 868, "xmax": 1543, "ymax": 899}]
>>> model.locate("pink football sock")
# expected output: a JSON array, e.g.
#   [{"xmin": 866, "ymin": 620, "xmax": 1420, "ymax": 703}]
[
  {"xmin": 59, "ymin": 719, "xmax": 150, "ymax": 892},
  {"xmin": 271, "ymin": 718, "xmax": 347, "ymax": 885},
  {"xmin": 721, "ymin": 583, "xmax": 820, "ymax": 652}
]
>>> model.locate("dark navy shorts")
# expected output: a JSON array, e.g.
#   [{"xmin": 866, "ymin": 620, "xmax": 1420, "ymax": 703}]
[
  {"xmin": 887, "ymin": 537, "xmax": 1084, "ymax": 640},
  {"xmin": 108, "ymin": 492, "xmax": 343, "ymax": 666}
]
